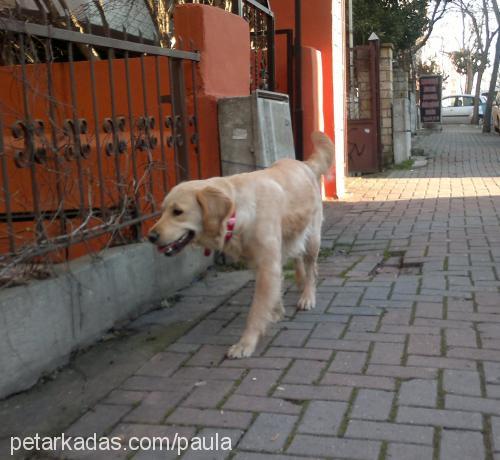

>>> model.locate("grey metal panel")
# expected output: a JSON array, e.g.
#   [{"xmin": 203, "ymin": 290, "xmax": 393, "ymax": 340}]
[{"xmin": 218, "ymin": 91, "xmax": 294, "ymax": 176}]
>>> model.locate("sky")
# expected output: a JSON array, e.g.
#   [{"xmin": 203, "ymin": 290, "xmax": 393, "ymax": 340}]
[{"xmin": 420, "ymin": 2, "xmax": 498, "ymax": 96}]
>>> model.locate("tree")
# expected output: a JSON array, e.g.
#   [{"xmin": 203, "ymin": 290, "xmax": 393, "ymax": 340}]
[
  {"xmin": 448, "ymin": 48, "xmax": 481, "ymax": 93},
  {"xmin": 483, "ymin": 0, "xmax": 500, "ymax": 133},
  {"xmin": 452, "ymin": 0, "xmax": 499, "ymax": 124},
  {"xmin": 353, "ymin": 0, "xmax": 448, "ymax": 54},
  {"xmin": 416, "ymin": 57, "xmax": 449, "ymax": 81}
]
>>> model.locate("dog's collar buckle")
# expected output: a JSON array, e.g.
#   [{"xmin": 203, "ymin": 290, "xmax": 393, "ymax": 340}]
[{"xmin": 204, "ymin": 211, "xmax": 236, "ymax": 257}]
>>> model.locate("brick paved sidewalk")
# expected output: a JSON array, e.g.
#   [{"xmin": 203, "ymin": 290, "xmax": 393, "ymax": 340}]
[{"xmin": 52, "ymin": 126, "xmax": 500, "ymax": 459}]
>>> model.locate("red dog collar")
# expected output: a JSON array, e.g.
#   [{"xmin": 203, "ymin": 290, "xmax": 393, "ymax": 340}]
[{"xmin": 204, "ymin": 211, "xmax": 236, "ymax": 256}]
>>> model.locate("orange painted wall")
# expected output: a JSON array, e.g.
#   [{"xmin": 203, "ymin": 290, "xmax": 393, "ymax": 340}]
[{"xmin": 272, "ymin": 0, "xmax": 338, "ymax": 197}]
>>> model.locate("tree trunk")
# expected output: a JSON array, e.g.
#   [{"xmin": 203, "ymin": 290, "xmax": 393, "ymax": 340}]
[
  {"xmin": 465, "ymin": 57, "xmax": 474, "ymax": 94},
  {"xmin": 471, "ymin": 66, "xmax": 484, "ymax": 124},
  {"xmin": 483, "ymin": 32, "xmax": 500, "ymax": 132}
]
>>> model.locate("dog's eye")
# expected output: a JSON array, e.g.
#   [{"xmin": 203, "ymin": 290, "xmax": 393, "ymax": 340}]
[{"xmin": 172, "ymin": 208, "xmax": 184, "ymax": 217}]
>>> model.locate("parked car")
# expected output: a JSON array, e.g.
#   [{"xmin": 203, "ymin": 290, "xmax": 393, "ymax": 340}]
[
  {"xmin": 492, "ymin": 92, "xmax": 500, "ymax": 133},
  {"xmin": 441, "ymin": 94, "xmax": 486, "ymax": 124}
]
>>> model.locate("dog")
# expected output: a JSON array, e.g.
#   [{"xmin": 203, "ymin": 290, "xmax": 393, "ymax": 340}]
[{"xmin": 148, "ymin": 131, "xmax": 335, "ymax": 358}]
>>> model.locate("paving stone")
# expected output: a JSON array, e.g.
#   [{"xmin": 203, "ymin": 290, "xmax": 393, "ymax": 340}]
[
  {"xmin": 185, "ymin": 345, "xmax": 229, "ymax": 367},
  {"xmin": 440, "ymin": 429, "xmax": 484, "ymax": 460},
  {"xmin": 367, "ymin": 364, "xmax": 437, "ymax": 379},
  {"xmin": 351, "ymin": 389, "xmax": 394, "ymax": 421},
  {"xmin": 281, "ymin": 359, "xmax": 325, "ymax": 384},
  {"xmin": 167, "ymin": 408, "xmax": 253, "ymax": 429},
  {"xmin": 135, "ymin": 352, "xmax": 188, "ymax": 377},
  {"xmin": 235, "ymin": 369, "xmax": 282, "ymax": 396},
  {"xmin": 181, "ymin": 428, "xmax": 243, "ymax": 460},
  {"xmin": 397, "ymin": 406, "xmax": 482, "ymax": 429},
  {"xmin": 272, "ymin": 329, "xmax": 310, "ymax": 347},
  {"xmin": 344, "ymin": 332, "xmax": 406, "ymax": 343},
  {"xmin": 182, "ymin": 380, "xmax": 235, "ymax": 409},
  {"xmin": 66, "ymin": 404, "xmax": 131, "ymax": 437},
  {"xmin": 407, "ymin": 355, "xmax": 476, "ymax": 370},
  {"xmin": 104, "ymin": 390, "xmax": 147, "ymax": 406},
  {"xmin": 224, "ymin": 395, "xmax": 301, "ymax": 415},
  {"xmin": 264, "ymin": 347, "xmax": 332, "ymax": 361},
  {"xmin": 287, "ymin": 434, "xmax": 381, "ymax": 459},
  {"xmin": 408, "ymin": 334, "xmax": 441, "ymax": 356},
  {"xmin": 446, "ymin": 328, "xmax": 477, "ymax": 348},
  {"xmin": 344, "ymin": 420, "xmax": 433, "ymax": 445},
  {"xmin": 398, "ymin": 379, "xmax": 437, "ymax": 407},
  {"xmin": 321, "ymin": 373, "xmax": 396, "ymax": 390},
  {"xmin": 298, "ymin": 400, "xmax": 348, "ymax": 435},
  {"xmin": 370, "ymin": 342, "xmax": 404, "ymax": 365},
  {"xmin": 221, "ymin": 358, "xmax": 291, "ymax": 370},
  {"xmin": 273, "ymin": 383, "xmax": 352, "ymax": 401},
  {"xmin": 328, "ymin": 351, "xmax": 367, "ymax": 374},
  {"xmin": 387, "ymin": 443, "xmax": 434, "ymax": 460},
  {"xmin": 123, "ymin": 390, "xmax": 187, "ymax": 423},
  {"xmin": 306, "ymin": 338, "xmax": 371, "ymax": 351},
  {"xmin": 172, "ymin": 367, "xmax": 245, "ymax": 381},
  {"xmin": 443, "ymin": 369, "xmax": 482, "ymax": 396},
  {"xmin": 238, "ymin": 413, "xmax": 298, "ymax": 453},
  {"xmin": 492, "ymin": 417, "xmax": 500, "ymax": 452},
  {"xmin": 445, "ymin": 394, "xmax": 500, "ymax": 415},
  {"xmin": 310, "ymin": 322, "xmax": 346, "ymax": 339}
]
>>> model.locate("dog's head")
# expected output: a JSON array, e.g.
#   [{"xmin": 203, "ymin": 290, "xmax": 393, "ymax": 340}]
[{"xmin": 148, "ymin": 181, "xmax": 234, "ymax": 256}]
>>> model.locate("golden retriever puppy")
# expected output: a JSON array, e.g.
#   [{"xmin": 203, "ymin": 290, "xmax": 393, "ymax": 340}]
[{"xmin": 148, "ymin": 131, "xmax": 334, "ymax": 358}]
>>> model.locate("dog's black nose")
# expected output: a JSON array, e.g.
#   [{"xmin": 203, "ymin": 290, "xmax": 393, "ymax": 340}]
[{"xmin": 148, "ymin": 231, "xmax": 159, "ymax": 244}]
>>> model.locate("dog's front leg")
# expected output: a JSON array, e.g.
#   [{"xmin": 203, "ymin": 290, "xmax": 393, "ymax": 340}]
[{"xmin": 227, "ymin": 256, "xmax": 282, "ymax": 359}]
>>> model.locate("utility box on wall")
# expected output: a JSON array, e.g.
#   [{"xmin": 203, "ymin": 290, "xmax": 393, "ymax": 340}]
[{"xmin": 218, "ymin": 90, "xmax": 295, "ymax": 176}]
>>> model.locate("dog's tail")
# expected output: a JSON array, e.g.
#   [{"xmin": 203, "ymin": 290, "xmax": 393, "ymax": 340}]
[{"xmin": 305, "ymin": 131, "xmax": 335, "ymax": 178}]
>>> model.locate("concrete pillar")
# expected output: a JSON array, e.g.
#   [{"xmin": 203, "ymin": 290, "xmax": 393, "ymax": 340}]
[
  {"xmin": 392, "ymin": 67, "xmax": 411, "ymax": 164},
  {"xmin": 379, "ymin": 43, "xmax": 393, "ymax": 166}
]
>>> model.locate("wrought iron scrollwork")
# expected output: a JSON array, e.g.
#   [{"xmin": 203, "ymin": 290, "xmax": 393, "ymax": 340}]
[
  {"xmin": 11, "ymin": 119, "xmax": 48, "ymax": 168},
  {"xmin": 135, "ymin": 116, "xmax": 157, "ymax": 151},
  {"xmin": 63, "ymin": 118, "xmax": 91, "ymax": 161},
  {"xmin": 103, "ymin": 117, "xmax": 127, "ymax": 155}
]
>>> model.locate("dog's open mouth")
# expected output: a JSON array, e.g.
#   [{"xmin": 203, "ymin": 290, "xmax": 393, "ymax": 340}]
[{"xmin": 157, "ymin": 230, "xmax": 195, "ymax": 257}]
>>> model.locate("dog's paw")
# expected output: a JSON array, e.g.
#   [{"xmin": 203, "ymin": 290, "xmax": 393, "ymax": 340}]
[
  {"xmin": 226, "ymin": 341, "xmax": 255, "ymax": 359},
  {"xmin": 270, "ymin": 302, "xmax": 285, "ymax": 322},
  {"xmin": 297, "ymin": 294, "xmax": 315, "ymax": 311}
]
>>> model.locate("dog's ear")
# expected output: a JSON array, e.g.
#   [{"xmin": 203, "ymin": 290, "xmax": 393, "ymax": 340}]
[{"xmin": 196, "ymin": 186, "xmax": 234, "ymax": 239}]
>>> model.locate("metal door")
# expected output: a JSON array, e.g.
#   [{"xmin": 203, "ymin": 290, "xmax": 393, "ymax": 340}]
[{"xmin": 347, "ymin": 39, "xmax": 382, "ymax": 173}]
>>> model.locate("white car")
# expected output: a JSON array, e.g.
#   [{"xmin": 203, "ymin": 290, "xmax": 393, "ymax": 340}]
[{"xmin": 441, "ymin": 94, "xmax": 486, "ymax": 124}]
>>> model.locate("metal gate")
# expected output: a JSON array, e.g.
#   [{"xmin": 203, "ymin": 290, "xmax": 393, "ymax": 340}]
[
  {"xmin": 0, "ymin": 12, "xmax": 200, "ymax": 274},
  {"xmin": 347, "ymin": 39, "xmax": 381, "ymax": 173}
]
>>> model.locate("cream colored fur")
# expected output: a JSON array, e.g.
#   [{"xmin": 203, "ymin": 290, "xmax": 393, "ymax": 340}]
[{"xmin": 149, "ymin": 131, "xmax": 335, "ymax": 358}]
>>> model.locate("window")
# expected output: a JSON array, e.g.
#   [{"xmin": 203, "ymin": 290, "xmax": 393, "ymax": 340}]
[
  {"xmin": 442, "ymin": 97, "xmax": 456, "ymax": 108},
  {"xmin": 462, "ymin": 97, "xmax": 475, "ymax": 107}
]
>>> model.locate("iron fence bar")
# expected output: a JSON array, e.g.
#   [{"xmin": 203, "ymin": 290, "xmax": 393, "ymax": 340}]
[
  {"xmin": 106, "ymin": 36, "xmax": 124, "ymax": 205},
  {"xmin": 123, "ymin": 28, "xmax": 141, "ymax": 237},
  {"xmin": 0, "ymin": 18, "xmax": 200, "ymax": 61},
  {"xmin": 18, "ymin": 32, "xmax": 44, "ymax": 239},
  {"xmin": 154, "ymin": 56, "xmax": 169, "ymax": 193},
  {"xmin": 169, "ymin": 58, "xmax": 190, "ymax": 182},
  {"xmin": 66, "ymin": 17, "xmax": 87, "ymax": 216},
  {"xmin": 267, "ymin": 13, "xmax": 275, "ymax": 91},
  {"xmin": 190, "ymin": 58, "xmax": 202, "ymax": 179},
  {"xmin": 44, "ymin": 19, "xmax": 67, "ymax": 240},
  {"xmin": 139, "ymin": 36, "xmax": 156, "ymax": 211},
  {"xmin": 87, "ymin": 21, "xmax": 108, "ymax": 221},
  {"xmin": 0, "ymin": 118, "xmax": 15, "ymax": 253}
]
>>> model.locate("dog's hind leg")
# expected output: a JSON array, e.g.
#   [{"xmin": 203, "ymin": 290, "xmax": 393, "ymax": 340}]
[
  {"xmin": 294, "ymin": 257, "xmax": 306, "ymax": 291},
  {"xmin": 227, "ymin": 249, "xmax": 282, "ymax": 359},
  {"xmin": 297, "ymin": 236, "xmax": 320, "ymax": 311}
]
